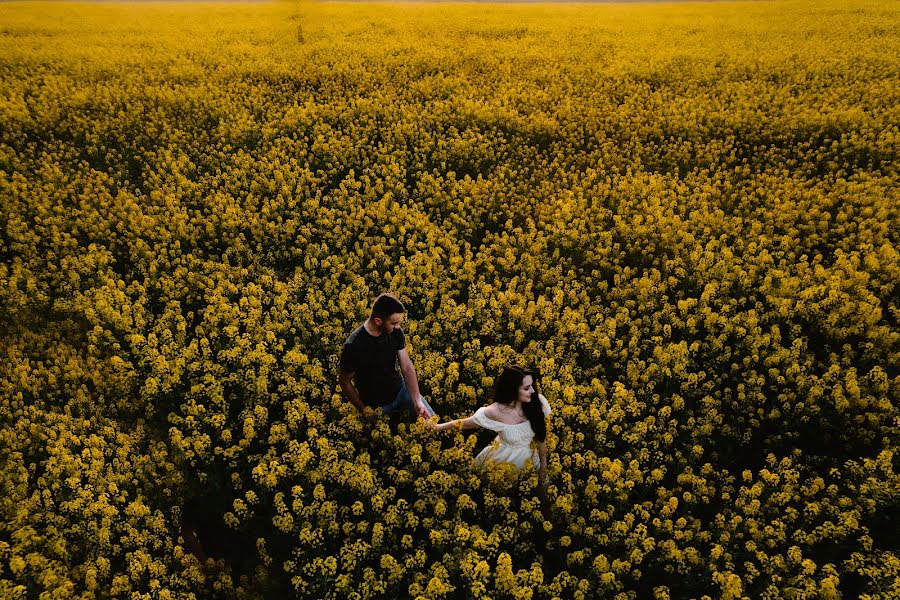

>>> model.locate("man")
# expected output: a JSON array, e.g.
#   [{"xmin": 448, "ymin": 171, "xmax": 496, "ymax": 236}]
[{"xmin": 339, "ymin": 293, "xmax": 435, "ymax": 421}]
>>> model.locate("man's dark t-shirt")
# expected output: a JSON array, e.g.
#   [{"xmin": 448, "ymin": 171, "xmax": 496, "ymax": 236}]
[{"xmin": 340, "ymin": 325, "xmax": 406, "ymax": 408}]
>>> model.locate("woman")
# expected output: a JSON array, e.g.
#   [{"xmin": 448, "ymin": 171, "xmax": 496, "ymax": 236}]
[{"xmin": 430, "ymin": 365, "xmax": 551, "ymax": 486}]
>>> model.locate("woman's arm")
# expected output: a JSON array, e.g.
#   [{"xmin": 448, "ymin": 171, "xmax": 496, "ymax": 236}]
[{"xmin": 432, "ymin": 415, "xmax": 480, "ymax": 432}]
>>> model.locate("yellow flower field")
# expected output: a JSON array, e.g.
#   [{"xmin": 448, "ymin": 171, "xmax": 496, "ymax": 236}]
[{"xmin": 0, "ymin": 0, "xmax": 897, "ymax": 598}]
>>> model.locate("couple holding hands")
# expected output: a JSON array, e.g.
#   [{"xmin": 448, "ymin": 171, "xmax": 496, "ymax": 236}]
[{"xmin": 338, "ymin": 294, "xmax": 551, "ymax": 486}]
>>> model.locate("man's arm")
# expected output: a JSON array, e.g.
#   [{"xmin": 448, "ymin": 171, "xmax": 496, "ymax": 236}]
[
  {"xmin": 397, "ymin": 348, "xmax": 429, "ymax": 418},
  {"xmin": 338, "ymin": 369, "xmax": 375, "ymax": 420}
]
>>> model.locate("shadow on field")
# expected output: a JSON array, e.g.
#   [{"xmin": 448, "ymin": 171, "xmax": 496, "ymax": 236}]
[{"xmin": 181, "ymin": 495, "xmax": 290, "ymax": 596}]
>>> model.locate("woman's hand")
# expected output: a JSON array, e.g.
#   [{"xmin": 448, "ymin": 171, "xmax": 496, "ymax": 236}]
[
  {"xmin": 425, "ymin": 417, "xmax": 452, "ymax": 431},
  {"xmin": 429, "ymin": 419, "xmax": 459, "ymax": 432},
  {"xmin": 435, "ymin": 420, "xmax": 452, "ymax": 432}
]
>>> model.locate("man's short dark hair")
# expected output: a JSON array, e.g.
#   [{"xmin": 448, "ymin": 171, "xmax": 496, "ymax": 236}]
[{"xmin": 371, "ymin": 293, "xmax": 405, "ymax": 320}]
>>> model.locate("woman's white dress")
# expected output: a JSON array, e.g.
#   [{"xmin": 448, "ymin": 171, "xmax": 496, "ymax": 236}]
[{"xmin": 471, "ymin": 399, "xmax": 551, "ymax": 471}]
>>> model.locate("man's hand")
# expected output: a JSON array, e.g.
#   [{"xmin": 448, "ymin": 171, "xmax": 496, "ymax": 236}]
[{"xmin": 413, "ymin": 395, "xmax": 430, "ymax": 419}]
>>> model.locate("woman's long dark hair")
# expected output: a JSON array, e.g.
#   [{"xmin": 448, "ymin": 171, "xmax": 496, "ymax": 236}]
[{"xmin": 494, "ymin": 365, "xmax": 546, "ymax": 443}]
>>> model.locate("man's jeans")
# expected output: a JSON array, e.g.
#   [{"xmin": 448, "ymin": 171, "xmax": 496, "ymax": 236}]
[{"xmin": 381, "ymin": 381, "xmax": 436, "ymax": 418}]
